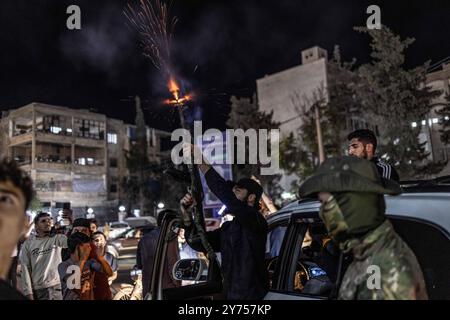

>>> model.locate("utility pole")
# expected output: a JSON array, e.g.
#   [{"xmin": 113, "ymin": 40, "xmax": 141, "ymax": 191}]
[{"xmin": 314, "ymin": 103, "xmax": 325, "ymax": 163}]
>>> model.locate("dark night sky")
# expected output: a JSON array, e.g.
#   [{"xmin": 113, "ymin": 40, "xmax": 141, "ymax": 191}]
[{"xmin": 1, "ymin": 0, "xmax": 450, "ymax": 131}]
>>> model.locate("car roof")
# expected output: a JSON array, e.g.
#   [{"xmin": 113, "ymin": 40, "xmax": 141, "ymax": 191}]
[{"xmin": 267, "ymin": 192, "xmax": 450, "ymax": 234}]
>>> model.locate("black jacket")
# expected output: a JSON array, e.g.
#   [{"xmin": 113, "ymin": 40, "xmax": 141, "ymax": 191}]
[
  {"xmin": 187, "ymin": 168, "xmax": 268, "ymax": 300},
  {"xmin": 371, "ymin": 157, "xmax": 400, "ymax": 182}
]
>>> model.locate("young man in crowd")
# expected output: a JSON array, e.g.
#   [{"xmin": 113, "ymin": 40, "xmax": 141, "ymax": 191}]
[
  {"xmin": 19, "ymin": 212, "xmax": 68, "ymax": 300},
  {"xmin": 89, "ymin": 219, "xmax": 99, "ymax": 234},
  {"xmin": 347, "ymin": 129, "xmax": 400, "ymax": 182},
  {"xmin": 58, "ymin": 232, "xmax": 113, "ymax": 300},
  {"xmin": 0, "ymin": 158, "xmax": 33, "ymax": 300},
  {"xmin": 92, "ymin": 231, "xmax": 117, "ymax": 299}
]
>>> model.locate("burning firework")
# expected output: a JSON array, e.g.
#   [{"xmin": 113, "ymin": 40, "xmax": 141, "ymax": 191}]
[
  {"xmin": 124, "ymin": 0, "xmax": 177, "ymax": 74},
  {"xmin": 164, "ymin": 76, "xmax": 192, "ymax": 106}
]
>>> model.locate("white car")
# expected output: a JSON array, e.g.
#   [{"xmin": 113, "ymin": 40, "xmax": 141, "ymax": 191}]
[{"xmin": 106, "ymin": 221, "xmax": 130, "ymax": 239}]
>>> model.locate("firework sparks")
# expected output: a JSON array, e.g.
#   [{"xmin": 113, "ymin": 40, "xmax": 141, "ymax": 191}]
[
  {"xmin": 124, "ymin": 0, "xmax": 177, "ymax": 74},
  {"xmin": 164, "ymin": 76, "xmax": 192, "ymax": 106}
]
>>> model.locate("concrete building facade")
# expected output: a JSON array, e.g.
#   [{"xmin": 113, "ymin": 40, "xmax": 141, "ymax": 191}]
[
  {"xmin": 0, "ymin": 102, "xmax": 171, "ymax": 221},
  {"xmin": 257, "ymin": 46, "xmax": 329, "ymax": 139}
]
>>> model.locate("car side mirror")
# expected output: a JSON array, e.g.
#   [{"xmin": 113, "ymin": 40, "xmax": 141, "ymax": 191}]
[{"xmin": 172, "ymin": 258, "xmax": 208, "ymax": 282}]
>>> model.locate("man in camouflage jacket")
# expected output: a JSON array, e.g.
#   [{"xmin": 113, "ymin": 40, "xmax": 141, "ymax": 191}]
[{"xmin": 298, "ymin": 156, "xmax": 428, "ymax": 300}]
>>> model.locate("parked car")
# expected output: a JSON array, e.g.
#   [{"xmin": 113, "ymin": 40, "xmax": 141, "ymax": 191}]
[
  {"xmin": 147, "ymin": 188, "xmax": 450, "ymax": 300},
  {"xmin": 107, "ymin": 227, "xmax": 145, "ymax": 259},
  {"xmin": 105, "ymin": 221, "xmax": 130, "ymax": 240}
]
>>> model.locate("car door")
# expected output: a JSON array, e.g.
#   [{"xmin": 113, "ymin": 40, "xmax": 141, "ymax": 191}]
[
  {"xmin": 264, "ymin": 212, "xmax": 347, "ymax": 300},
  {"xmin": 390, "ymin": 216, "xmax": 450, "ymax": 299},
  {"xmin": 148, "ymin": 210, "xmax": 223, "ymax": 300}
]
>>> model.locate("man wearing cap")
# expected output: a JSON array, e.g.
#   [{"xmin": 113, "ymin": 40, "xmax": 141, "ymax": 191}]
[
  {"xmin": 298, "ymin": 156, "xmax": 427, "ymax": 300},
  {"xmin": 180, "ymin": 144, "xmax": 268, "ymax": 300}
]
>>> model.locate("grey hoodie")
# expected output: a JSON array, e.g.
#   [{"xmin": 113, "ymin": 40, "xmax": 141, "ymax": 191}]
[{"xmin": 19, "ymin": 234, "xmax": 67, "ymax": 296}]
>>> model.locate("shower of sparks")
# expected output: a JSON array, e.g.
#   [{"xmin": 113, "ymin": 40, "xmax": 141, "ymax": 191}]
[{"xmin": 124, "ymin": 0, "xmax": 177, "ymax": 75}]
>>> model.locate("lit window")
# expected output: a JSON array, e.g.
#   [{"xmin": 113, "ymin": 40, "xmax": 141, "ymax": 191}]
[
  {"xmin": 87, "ymin": 158, "xmax": 95, "ymax": 165},
  {"xmin": 107, "ymin": 133, "xmax": 117, "ymax": 144},
  {"xmin": 411, "ymin": 122, "xmax": 417, "ymax": 128},
  {"xmin": 78, "ymin": 158, "xmax": 86, "ymax": 166},
  {"xmin": 67, "ymin": 128, "xmax": 73, "ymax": 133},
  {"xmin": 50, "ymin": 126, "xmax": 62, "ymax": 134},
  {"xmin": 445, "ymin": 116, "xmax": 450, "ymax": 121},
  {"xmin": 421, "ymin": 120, "xmax": 426, "ymax": 126}
]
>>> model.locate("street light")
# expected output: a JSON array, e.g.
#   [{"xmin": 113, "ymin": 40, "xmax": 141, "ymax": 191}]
[
  {"xmin": 157, "ymin": 202, "xmax": 165, "ymax": 209},
  {"xmin": 86, "ymin": 207, "xmax": 95, "ymax": 219},
  {"xmin": 119, "ymin": 205, "xmax": 126, "ymax": 212}
]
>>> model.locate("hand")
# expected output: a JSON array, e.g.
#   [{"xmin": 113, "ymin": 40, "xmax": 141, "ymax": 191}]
[
  {"xmin": 318, "ymin": 192, "xmax": 333, "ymax": 204},
  {"xmin": 79, "ymin": 244, "xmax": 91, "ymax": 261},
  {"xmin": 180, "ymin": 193, "xmax": 195, "ymax": 212},
  {"xmin": 180, "ymin": 193, "xmax": 195, "ymax": 227},
  {"xmin": 95, "ymin": 245, "xmax": 104, "ymax": 258}
]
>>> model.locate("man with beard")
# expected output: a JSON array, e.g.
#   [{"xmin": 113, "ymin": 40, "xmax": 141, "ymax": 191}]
[{"xmin": 347, "ymin": 129, "xmax": 400, "ymax": 182}]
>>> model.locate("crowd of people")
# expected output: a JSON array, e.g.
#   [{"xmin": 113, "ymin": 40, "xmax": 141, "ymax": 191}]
[{"xmin": 0, "ymin": 129, "xmax": 427, "ymax": 300}]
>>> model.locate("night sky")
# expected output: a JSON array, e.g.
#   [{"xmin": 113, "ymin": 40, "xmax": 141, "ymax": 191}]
[{"xmin": 1, "ymin": 0, "xmax": 450, "ymax": 131}]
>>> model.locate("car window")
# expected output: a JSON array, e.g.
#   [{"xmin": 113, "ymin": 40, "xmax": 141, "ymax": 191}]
[
  {"xmin": 287, "ymin": 221, "xmax": 343, "ymax": 298},
  {"xmin": 265, "ymin": 222, "xmax": 288, "ymax": 290},
  {"xmin": 390, "ymin": 217, "xmax": 450, "ymax": 299},
  {"xmin": 266, "ymin": 225, "xmax": 288, "ymax": 259}
]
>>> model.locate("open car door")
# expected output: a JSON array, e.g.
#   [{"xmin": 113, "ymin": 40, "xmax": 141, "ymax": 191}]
[{"xmin": 148, "ymin": 210, "xmax": 223, "ymax": 300}]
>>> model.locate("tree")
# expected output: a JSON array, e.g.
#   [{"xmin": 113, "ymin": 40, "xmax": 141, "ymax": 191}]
[
  {"xmin": 354, "ymin": 26, "xmax": 445, "ymax": 178},
  {"xmin": 226, "ymin": 94, "xmax": 282, "ymax": 205},
  {"xmin": 436, "ymin": 94, "xmax": 450, "ymax": 145},
  {"xmin": 280, "ymin": 46, "xmax": 359, "ymax": 187},
  {"xmin": 122, "ymin": 96, "xmax": 161, "ymax": 216}
]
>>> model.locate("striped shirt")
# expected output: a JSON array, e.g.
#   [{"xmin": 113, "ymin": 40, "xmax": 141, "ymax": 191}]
[{"xmin": 371, "ymin": 157, "xmax": 400, "ymax": 182}]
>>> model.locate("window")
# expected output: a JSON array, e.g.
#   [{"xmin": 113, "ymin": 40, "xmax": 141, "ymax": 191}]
[
  {"xmin": 390, "ymin": 217, "xmax": 450, "ymax": 299},
  {"xmin": 284, "ymin": 221, "xmax": 344, "ymax": 297},
  {"xmin": 109, "ymin": 158, "xmax": 118, "ymax": 168},
  {"xmin": 266, "ymin": 225, "xmax": 288, "ymax": 259},
  {"xmin": 43, "ymin": 116, "xmax": 71, "ymax": 135},
  {"xmin": 74, "ymin": 118, "xmax": 105, "ymax": 140},
  {"xmin": 107, "ymin": 133, "xmax": 118, "ymax": 144},
  {"xmin": 50, "ymin": 126, "xmax": 62, "ymax": 134},
  {"xmin": 266, "ymin": 223, "xmax": 288, "ymax": 290},
  {"xmin": 110, "ymin": 184, "xmax": 117, "ymax": 193}
]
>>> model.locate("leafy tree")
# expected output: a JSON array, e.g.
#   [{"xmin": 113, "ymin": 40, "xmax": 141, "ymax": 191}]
[
  {"xmin": 436, "ymin": 94, "xmax": 450, "ymax": 145},
  {"xmin": 280, "ymin": 46, "xmax": 359, "ymax": 187},
  {"xmin": 354, "ymin": 26, "xmax": 445, "ymax": 178},
  {"xmin": 226, "ymin": 94, "xmax": 282, "ymax": 205},
  {"xmin": 122, "ymin": 96, "xmax": 161, "ymax": 216}
]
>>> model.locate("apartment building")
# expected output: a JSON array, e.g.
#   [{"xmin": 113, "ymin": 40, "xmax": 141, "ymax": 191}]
[{"xmin": 0, "ymin": 102, "xmax": 171, "ymax": 221}]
